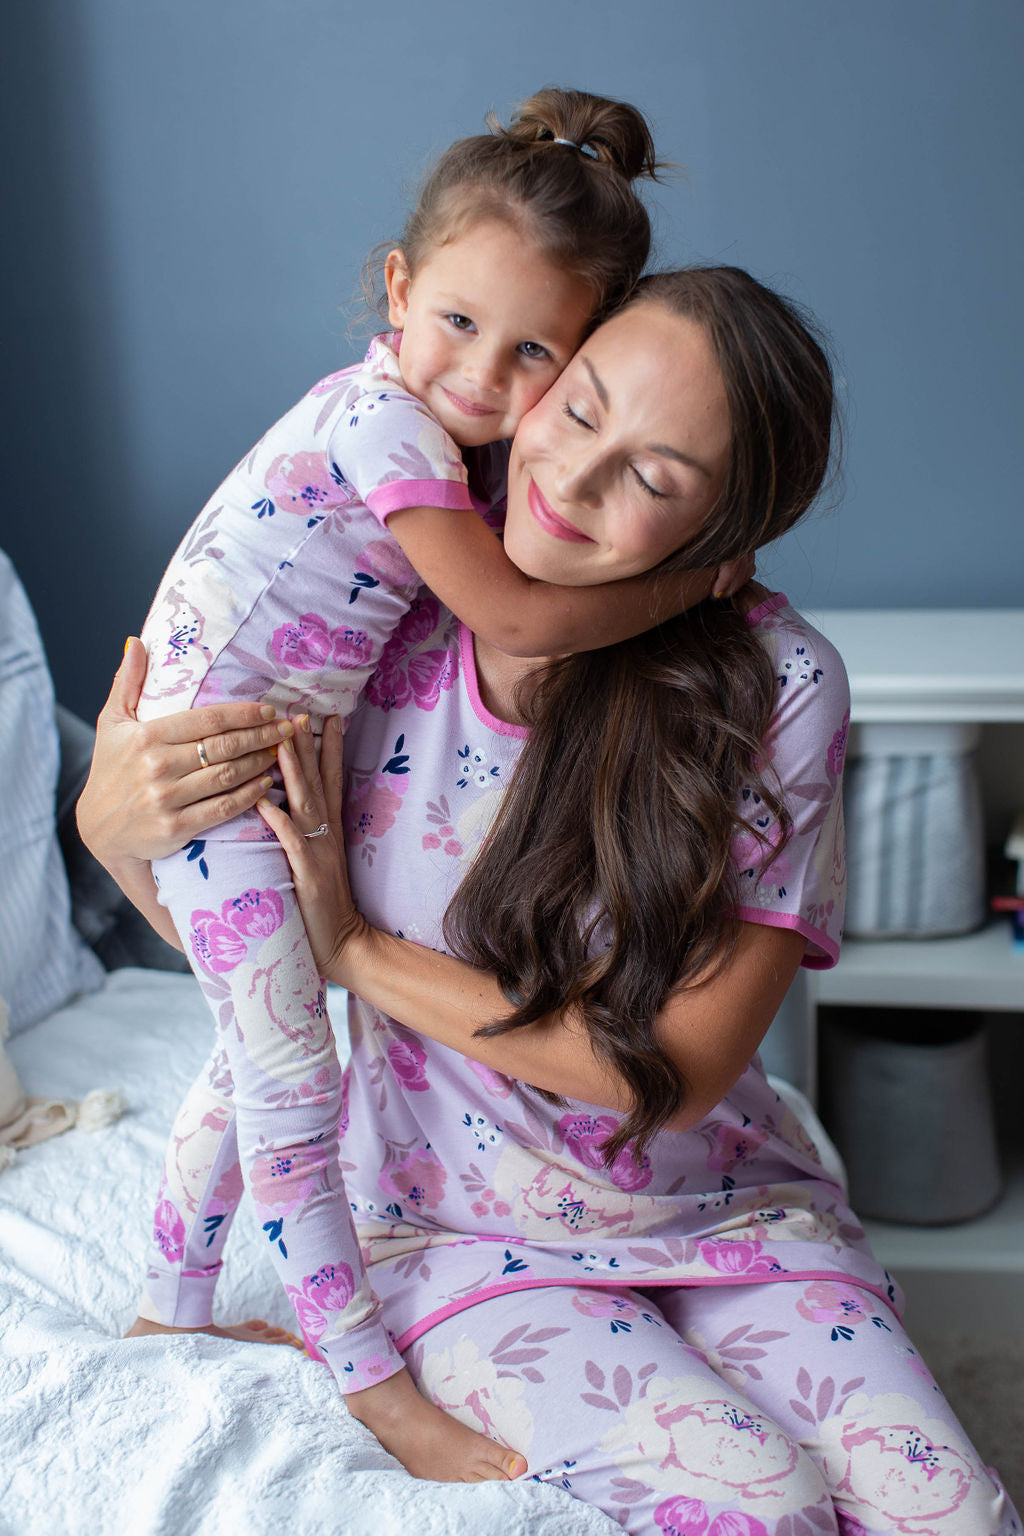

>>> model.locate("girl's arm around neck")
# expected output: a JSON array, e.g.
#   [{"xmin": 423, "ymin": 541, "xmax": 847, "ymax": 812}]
[
  {"xmin": 339, "ymin": 919, "xmax": 807, "ymax": 1130},
  {"xmin": 386, "ymin": 504, "xmax": 724, "ymax": 658}
]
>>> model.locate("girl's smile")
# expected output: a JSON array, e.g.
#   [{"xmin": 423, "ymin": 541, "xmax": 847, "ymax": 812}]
[{"xmin": 384, "ymin": 219, "xmax": 595, "ymax": 449}]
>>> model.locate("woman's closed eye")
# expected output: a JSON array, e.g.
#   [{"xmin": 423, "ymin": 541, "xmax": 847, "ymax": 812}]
[
  {"xmin": 562, "ymin": 401, "xmax": 595, "ymax": 430},
  {"xmin": 631, "ymin": 466, "xmax": 667, "ymax": 499}
]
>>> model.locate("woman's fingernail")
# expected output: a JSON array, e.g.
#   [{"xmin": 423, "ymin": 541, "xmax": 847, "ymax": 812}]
[
  {"xmin": 123, "ymin": 637, "xmax": 133, "ymax": 656},
  {"xmin": 260, "ymin": 704, "xmax": 277, "ymax": 720},
  {"xmin": 280, "ymin": 737, "xmax": 295, "ymax": 754},
  {"xmin": 331, "ymin": 715, "xmax": 342, "ymax": 732},
  {"xmin": 260, "ymin": 776, "xmax": 274, "ymax": 790},
  {"xmin": 256, "ymin": 797, "xmax": 270, "ymax": 810},
  {"xmin": 278, "ymin": 721, "xmax": 294, "ymax": 739}
]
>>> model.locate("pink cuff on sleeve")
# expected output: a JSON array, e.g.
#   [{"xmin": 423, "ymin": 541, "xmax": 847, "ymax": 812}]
[{"xmin": 366, "ymin": 479, "xmax": 476, "ymax": 526}]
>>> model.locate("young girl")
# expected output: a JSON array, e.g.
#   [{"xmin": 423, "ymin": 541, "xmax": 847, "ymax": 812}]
[{"xmin": 128, "ymin": 88, "xmax": 747, "ymax": 1483}]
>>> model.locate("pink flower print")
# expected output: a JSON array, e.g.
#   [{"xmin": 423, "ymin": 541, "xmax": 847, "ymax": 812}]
[
  {"xmin": 365, "ymin": 634, "xmax": 413, "ymax": 713},
  {"xmin": 422, "ymin": 795, "xmax": 464, "ymax": 857},
  {"xmin": 467, "ymin": 1058, "xmax": 513, "ymax": 1099},
  {"xmin": 225, "ymin": 886, "xmax": 285, "ymax": 940},
  {"xmin": 345, "ymin": 1352, "xmax": 397, "ymax": 1391},
  {"xmin": 397, "ymin": 595, "xmax": 440, "ymax": 645},
  {"xmin": 828, "ymin": 708, "xmax": 851, "ymax": 778},
  {"xmin": 190, "ymin": 910, "xmax": 247, "ymax": 974},
  {"xmin": 654, "ymin": 1497, "xmax": 710, "ymax": 1536},
  {"xmin": 795, "ymin": 1280, "xmax": 868, "ymax": 1328},
  {"xmin": 386, "ymin": 1034, "xmax": 430, "ymax": 1092},
  {"xmin": 153, "ymin": 1198, "xmax": 186, "ymax": 1264},
  {"xmin": 468, "ymin": 1185, "xmax": 512, "ymax": 1220},
  {"xmin": 707, "ymin": 1122, "xmax": 767, "ymax": 1173},
  {"xmin": 379, "ymin": 1146, "xmax": 447, "ymax": 1210},
  {"xmin": 265, "ymin": 450, "xmax": 338, "ymax": 514},
  {"xmin": 571, "ymin": 1291, "xmax": 639, "ymax": 1323},
  {"xmin": 249, "ymin": 1143, "xmax": 325, "ymax": 1216},
  {"xmin": 286, "ymin": 1261, "xmax": 356, "ymax": 1342},
  {"xmin": 408, "ymin": 648, "xmax": 455, "ymax": 710},
  {"xmin": 558, "ymin": 1113, "xmax": 653, "ymax": 1192},
  {"xmin": 352, "ymin": 537, "xmax": 418, "ymax": 592},
  {"xmin": 344, "ymin": 777, "xmax": 402, "ymax": 847},
  {"xmin": 271, "ymin": 612, "xmax": 335, "ymax": 671},
  {"xmin": 695, "ymin": 1238, "xmax": 781, "ymax": 1278},
  {"xmin": 330, "ymin": 624, "xmax": 371, "ymax": 669}
]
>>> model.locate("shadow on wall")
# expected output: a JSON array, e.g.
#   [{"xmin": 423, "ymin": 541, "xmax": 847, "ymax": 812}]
[{"xmin": 2, "ymin": 0, "xmax": 140, "ymax": 717}]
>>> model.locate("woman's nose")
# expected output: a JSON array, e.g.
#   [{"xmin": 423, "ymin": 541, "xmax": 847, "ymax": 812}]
[{"xmin": 553, "ymin": 446, "xmax": 600, "ymax": 504}]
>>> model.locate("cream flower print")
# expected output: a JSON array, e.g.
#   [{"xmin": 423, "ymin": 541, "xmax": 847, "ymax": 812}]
[
  {"xmin": 419, "ymin": 1336, "xmax": 534, "ymax": 1453},
  {"xmin": 456, "ymin": 745, "xmax": 500, "ymax": 790},
  {"xmin": 817, "ymin": 1390, "xmax": 1000, "ymax": 1535},
  {"xmin": 600, "ymin": 1371, "xmax": 812, "ymax": 1514},
  {"xmin": 491, "ymin": 1142, "xmax": 664, "ymax": 1239}
]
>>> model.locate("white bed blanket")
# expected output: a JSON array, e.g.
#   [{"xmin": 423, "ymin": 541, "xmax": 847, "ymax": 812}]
[{"xmin": 0, "ymin": 969, "xmax": 619, "ymax": 1536}]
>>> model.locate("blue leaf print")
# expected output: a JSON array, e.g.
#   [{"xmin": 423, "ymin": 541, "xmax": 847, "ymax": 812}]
[
  {"xmin": 349, "ymin": 571, "xmax": 380, "ymax": 605},
  {"xmin": 262, "ymin": 1218, "xmax": 288, "ymax": 1260},
  {"xmin": 306, "ymin": 514, "xmax": 324, "ymax": 529},
  {"xmin": 385, "ymin": 1202, "xmax": 403, "ymax": 1219},
  {"xmin": 831, "ymin": 1325, "xmax": 856, "ymax": 1342},
  {"xmin": 203, "ymin": 1213, "xmax": 226, "ymax": 1248},
  {"xmin": 382, "ymin": 734, "xmax": 409, "ymax": 775},
  {"xmin": 185, "ymin": 840, "xmax": 209, "ymax": 880},
  {"xmin": 502, "ymin": 1250, "xmax": 529, "ymax": 1275},
  {"xmin": 609, "ymin": 1319, "xmax": 633, "ymax": 1334},
  {"xmin": 252, "ymin": 497, "xmax": 275, "ymax": 518}
]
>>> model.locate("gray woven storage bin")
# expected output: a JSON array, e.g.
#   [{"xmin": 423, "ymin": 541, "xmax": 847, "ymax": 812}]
[{"xmin": 843, "ymin": 722, "xmax": 985, "ymax": 938}]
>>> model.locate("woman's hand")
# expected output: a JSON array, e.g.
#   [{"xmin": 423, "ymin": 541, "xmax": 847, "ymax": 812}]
[
  {"xmin": 255, "ymin": 716, "xmax": 367, "ymax": 983},
  {"xmin": 76, "ymin": 636, "xmax": 295, "ymax": 868},
  {"xmin": 712, "ymin": 549, "xmax": 756, "ymax": 599}
]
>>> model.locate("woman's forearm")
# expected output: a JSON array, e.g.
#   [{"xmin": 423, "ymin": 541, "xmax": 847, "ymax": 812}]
[{"xmin": 342, "ymin": 925, "xmax": 631, "ymax": 1111}]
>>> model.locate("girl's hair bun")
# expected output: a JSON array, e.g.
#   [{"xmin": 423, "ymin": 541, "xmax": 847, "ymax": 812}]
[{"xmin": 493, "ymin": 86, "xmax": 665, "ymax": 183}]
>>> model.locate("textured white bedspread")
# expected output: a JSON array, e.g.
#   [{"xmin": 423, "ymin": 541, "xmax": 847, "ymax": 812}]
[{"xmin": 0, "ymin": 969, "xmax": 619, "ymax": 1536}]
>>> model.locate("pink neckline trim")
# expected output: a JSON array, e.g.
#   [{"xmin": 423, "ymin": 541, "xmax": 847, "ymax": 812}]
[
  {"xmin": 744, "ymin": 590, "xmax": 789, "ymax": 627},
  {"xmin": 458, "ymin": 622, "xmax": 530, "ymax": 739}
]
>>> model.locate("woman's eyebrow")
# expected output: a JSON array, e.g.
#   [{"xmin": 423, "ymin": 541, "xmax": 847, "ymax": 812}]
[
  {"xmin": 648, "ymin": 443, "xmax": 713, "ymax": 478},
  {"xmin": 582, "ymin": 357, "xmax": 609, "ymax": 408}
]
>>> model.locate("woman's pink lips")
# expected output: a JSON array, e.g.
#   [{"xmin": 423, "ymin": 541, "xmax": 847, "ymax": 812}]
[
  {"xmin": 527, "ymin": 480, "xmax": 594, "ymax": 543},
  {"xmin": 441, "ymin": 386, "xmax": 495, "ymax": 418}
]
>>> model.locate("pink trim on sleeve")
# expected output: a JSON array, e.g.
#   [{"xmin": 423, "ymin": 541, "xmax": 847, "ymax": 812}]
[
  {"xmin": 365, "ymin": 478, "xmax": 476, "ymax": 524},
  {"xmin": 734, "ymin": 906, "xmax": 839, "ymax": 969},
  {"xmin": 743, "ymin": 590, "xmax": 789, "ymax": 627}
]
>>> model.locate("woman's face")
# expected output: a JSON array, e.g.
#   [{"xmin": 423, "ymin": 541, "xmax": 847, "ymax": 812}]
[{"xmin": 503, "ymin": 302, "xmax": 732, "ymax": 586}]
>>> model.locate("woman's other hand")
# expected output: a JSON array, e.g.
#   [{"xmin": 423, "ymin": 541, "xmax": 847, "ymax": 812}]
[
  {"xmin": 76, "ymin": 636, "xmax": 295, "ymax": 868},
  {"xmin": 255, "ymin": 716, "xmax": 365, "ymax": 984},
  {"xmin": 712, "ymin": 549, "xmax": 757, "ymax": 598}
]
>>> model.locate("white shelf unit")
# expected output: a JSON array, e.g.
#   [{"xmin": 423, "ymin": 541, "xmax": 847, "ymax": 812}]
[{"xmin": 801, "ymin": 610, "xmax": 1024, "ymax": 1294}]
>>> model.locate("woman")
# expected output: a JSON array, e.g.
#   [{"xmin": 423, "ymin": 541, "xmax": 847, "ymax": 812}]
[{"xmin": 79, "ymin": 269, "xmax": 1018, "ymax": 1534}]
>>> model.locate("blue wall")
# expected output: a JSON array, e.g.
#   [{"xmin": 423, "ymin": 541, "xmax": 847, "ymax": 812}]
[{"xmin": 4, "ymin": 0, "xmax": 1022, "ymax": 717}]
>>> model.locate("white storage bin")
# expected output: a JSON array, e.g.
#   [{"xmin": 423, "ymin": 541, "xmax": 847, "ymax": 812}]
[{"xmin": 843, "ymin": 721, "xmax": 986, "ymax": 938}]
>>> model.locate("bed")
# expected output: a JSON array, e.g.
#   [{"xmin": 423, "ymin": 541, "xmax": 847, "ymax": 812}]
[{"xmin": 0, "ymin": 550, "xmax": 842, "ymax": 1535}]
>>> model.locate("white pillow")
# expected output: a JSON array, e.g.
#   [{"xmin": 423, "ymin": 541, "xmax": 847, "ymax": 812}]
[{"xmin": 0, "ymin": 551, "xmax": 104, "ymax": 1034}]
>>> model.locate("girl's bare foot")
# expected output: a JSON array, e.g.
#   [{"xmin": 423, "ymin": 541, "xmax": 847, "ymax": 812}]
[
  {"xmin": 125, "ymin": 1315, "xmax": 305, "ymax": 1349},
  {"xmin": 346, "ymin": 1365, "xmax": 527, "ymax": 1483}
]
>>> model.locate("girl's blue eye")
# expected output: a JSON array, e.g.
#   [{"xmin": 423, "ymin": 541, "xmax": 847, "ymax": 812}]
[
  {"xmin": 518, "ymin": 341, "xmax": 549, "ymax": 360},
  {"xmin": 562, "ymin": 402, "xmax": 593, "ymax": 430}
]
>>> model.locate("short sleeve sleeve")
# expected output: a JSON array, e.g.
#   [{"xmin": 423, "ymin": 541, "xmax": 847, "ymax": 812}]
[
  {"xmin": 731, "ymin": 600, "xmax": 850, "ymax": 968},
  {"xmin": 327, "ymin": 388, "xmax": 475, "ymax": 526}
]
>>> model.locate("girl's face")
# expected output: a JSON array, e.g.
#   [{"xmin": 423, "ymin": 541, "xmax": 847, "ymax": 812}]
[
  {"xmin": 503, "ymin": 303, "xmax": 733, "ymax": 586},
  {"xmin": 385, "ymin": 219, "xmax": 594, "ymax": 449}
]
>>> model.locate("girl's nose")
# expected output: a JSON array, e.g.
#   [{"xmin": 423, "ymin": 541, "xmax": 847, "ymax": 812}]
[{"xmin": 462, "ymin": 342, "xmax": 505, "ymax": 392}]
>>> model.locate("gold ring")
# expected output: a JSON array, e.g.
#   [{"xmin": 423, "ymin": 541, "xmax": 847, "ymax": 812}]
[{"xmin": 196, "ymin": 741, "xmax": 210, "ymax": 770}]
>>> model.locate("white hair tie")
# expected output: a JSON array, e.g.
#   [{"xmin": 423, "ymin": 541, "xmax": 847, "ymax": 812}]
[{"xmin": 550, "ymin": 136, "xmax": 600, "ymax": 160}]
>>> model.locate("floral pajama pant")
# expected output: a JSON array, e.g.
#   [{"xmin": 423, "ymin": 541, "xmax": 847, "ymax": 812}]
[
  {"xmin": 138, "ymin": 837, "xmax": 403, "ymax": 1385},
  {"xmin": 401, "ymin": 1279, "xmax": 1019, "ymax": 1536}
]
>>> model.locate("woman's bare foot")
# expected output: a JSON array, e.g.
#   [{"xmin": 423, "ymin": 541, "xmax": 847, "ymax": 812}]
[
  {"xmin": 346, "ymin": 1365, "xmax": 527, "ymax": 1483},
  {"xmin": 125, "ymin": 1315, "xmax": 305, "ymax": 1349}
]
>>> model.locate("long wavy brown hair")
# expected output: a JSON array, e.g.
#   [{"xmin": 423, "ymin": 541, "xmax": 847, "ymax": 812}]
[{"xmin": 443, "ymin": 268, "xmax": 838, "ymax": 1162}]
